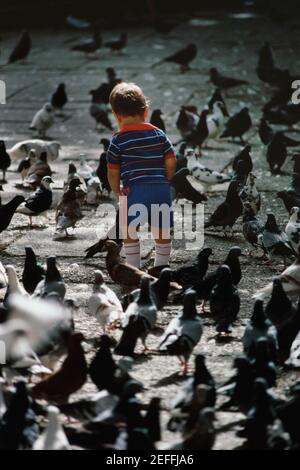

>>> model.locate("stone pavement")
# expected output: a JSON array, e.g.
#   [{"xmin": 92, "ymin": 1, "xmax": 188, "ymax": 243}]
[{"xmin": 1, "ymin": 11, "xmax": 300, "ymax": 448}]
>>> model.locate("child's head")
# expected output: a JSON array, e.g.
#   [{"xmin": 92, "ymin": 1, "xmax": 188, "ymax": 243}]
[{"xmin": 109, "ymin": 82, "xmax": 149, "ymax": 123}]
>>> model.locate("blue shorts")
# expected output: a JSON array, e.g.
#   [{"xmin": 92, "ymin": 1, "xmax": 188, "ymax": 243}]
[{"xmin": 119, "ymin": 183, "xmax": 173, "ymax": 232}]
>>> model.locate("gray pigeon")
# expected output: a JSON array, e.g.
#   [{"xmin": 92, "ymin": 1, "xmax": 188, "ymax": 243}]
[{"xmin": 33, "ymin": 257, "xmax": 66, "ymax": 300}]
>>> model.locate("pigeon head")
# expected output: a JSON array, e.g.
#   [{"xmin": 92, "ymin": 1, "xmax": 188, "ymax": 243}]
[
  {"xmin": 157, "ymin": 268, "xmax": 172, "ymax": 286},
  {"xmin": 94, "ymin": 270, "xmax": 105, "ymax": 286},
  {"xmin": 265, "ymin": 213, "xmax": 280, "ymax": 233},
  {"xmin": 24, "ymin": 246, "xmax": 36, "ymax": 261},
  {"xmin": 290, "ymin": 206, "xmax": 300, "ymax": 217},
  {"xmin": 182, "ymin": 289, "xmax": 198, "ymax": 318},
  {"xmin": 0, "ymin": 140, "xmax": 6, "ymax": 151},
  {"xmin": 29, "ymin": 149, "xmax": 37, "ymax": 161},
  {"xmin": 210, "ymin": 67, "xmax": 218, "ymax": 78},
  {"xmin": 58, "ymin": 83, "xmax": 65, "ymax": 91},
  {"xmin": 227, "ymin": 246, "xmax": 242, "ymax": 259},
  {"xmin": 100, "ymin": 138, "xmax": 110, "ymax": 150},
  {"xmin": 241, "ymin": 107, "xmax": 249, "ymax": 114},
  {"xmin": 45, "ymin": 256, "xmax": 61, "ymax": 281},
  {"xmin": 68, "ymin": 163, "xmax": 77, "ymax": 174},
  {"xmin": 197, "ymin": 247, "xmax": 213, "ymax": 262},
  {"xmin": 138, "ymin": 277, "xmax": 152, "ymax": 305},
  {"xmin": 187, "ymin": 43, "xmax": 197, "ymax": 53},
  {"xmin": 106, "ymin": 67, "xmax": 116, "ymax": 79},
  {"xmin": 44, "ymin": 103, "xmax": 53, "ymax": 112},
  {"xmin": 41, "ymin": 176, "xmax": 54, "ymax": 189},
  {"xmin": 121, "ymin": 380, "xmax": 144, "ymax": 400},
  {"xmin": 217, "ymin": 265, "xmax": 232, "ymax": 284},
  {"xmin": 234, "ymin": 355, "xmax": 252, "ymax": 372},
  {"xmin": 251, "ymin": 300, "xmax": 269, "ymax": 329},
  {"xmin": 102, "ymin": 239, "xmax": 120, "ymax": 253},
  {"xmin": 152, "ymin": 109, "xmax": 162, "ymax": 117}
]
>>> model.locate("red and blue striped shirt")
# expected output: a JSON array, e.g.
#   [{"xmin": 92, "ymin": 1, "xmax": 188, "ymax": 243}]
[{"xmin": 107, "ymin": 122, "xmax": 176, "ymax": 187}]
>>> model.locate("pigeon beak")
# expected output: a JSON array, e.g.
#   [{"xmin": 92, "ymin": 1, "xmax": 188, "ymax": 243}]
[{"xmin": 49, "ymin": 178, "xmax": 54, "ymax": 184}]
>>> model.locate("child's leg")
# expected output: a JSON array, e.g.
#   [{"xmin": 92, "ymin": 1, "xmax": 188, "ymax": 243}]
[
  {"xmin": 152, "ymin": 227, "xmax": 172, "ymax": 267},
  {"xmin": 123, "ymin": 236, "xmax": 141, "ymax": 268}
]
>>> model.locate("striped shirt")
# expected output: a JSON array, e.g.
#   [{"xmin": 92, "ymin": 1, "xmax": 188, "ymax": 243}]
[{"xmin": 107, "ymin": 122, "xmax": 176, "ymax": 187}]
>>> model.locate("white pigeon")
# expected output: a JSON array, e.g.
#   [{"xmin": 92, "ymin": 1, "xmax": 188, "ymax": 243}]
[
  {"xmin": 253, "ymin": 249, "xmax": 300, "ymax": 299},
  {"xmin": 239, "ymin": 173, "xmax": 261, "ymax": 215},
  {"xmin": 285, "ymin": 330, "xmax": 300, "ymax": 368},
  {"xmin": 87, "ymin": 270, "xmax": 123, "ymax": 331},
  {"xmin": 0, "ymin": 261, "xmax": 8, "ymax": 289},
  {"xmin": 205, "ymin": 101, "xmax": 227, "ymax": 140},
  {"xmin": 9, "ymin": 139, "xmax": 61, "ymax": 161},
  {"xmin": 86, "ymin": 175, "xmax": 102, "ymax": 205},
  {"xmin": 33, "ymin": 406, "xmax": 70, "ymax": 450},
  {"xmin": 285, "ymin": 207, "xmax": 300, "ymax": 253},
  {"xmin": 30, "ymin": 103, "xmax": 54, "ymax": 138},
  {"xmin": 77, "ymin": 154, "xmax": 94, "ymax": 181},
  {"xmin": 5, "ymin": 265, "xmax": 28, "ymax": 297},
  {"xmin": 185, "ymin": 148, "xmax": 231, "ymax": 191}
]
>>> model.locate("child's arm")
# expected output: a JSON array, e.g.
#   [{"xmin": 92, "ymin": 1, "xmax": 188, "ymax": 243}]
[
  {"xmin": 108, "ymin": 167, "xmax": 121, "ymax": 196},
  {"xmin": 165, "ymin": 154, "xmax": 177, "ymax": 181}
]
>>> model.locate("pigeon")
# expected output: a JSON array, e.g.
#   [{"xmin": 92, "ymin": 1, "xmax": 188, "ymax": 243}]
[
  {"xmin": 89, "ymin": 102, "xmax": 113, "ymax": 131},
  {"xmin": 33, "ymin": 256, "xmax": 66, "ymax": 300},
  {"xmin": 207, "ymin": 88, "xmax": 229, "ymax": 116},
  {"xmin": 124, "ymin": 268, "xmax": 175, "ymax": 311},
  {"xmin": 277, "ymin": 384, "xmax": 300, "ymax": 447},
  {"xmin": 265, "ymin": 278, "xmax": 294, "ymax": 327},
  {"xmin": 259, "ymin": 118, "xmax": 274, "ymax": 145},
  {"xmin": 277, "ymin": 298, "xmax": 300, "ymax": 364},
  {"xmin": 237, "ymin": 378, "xmax": 277, "ymax": 449},
  {"xmin": 84, "ymin": 216, "xmax": 123, "ymax": 259},
  {"xmin": 172, "ymin": 248, "xmax": 213, "ymax": 287},
  {"xmin": 220, "ymin": 107, "xmax": 252, "ymax": 143},
  {"xmin": 218, "ymin": 356, "xmax": 256, "ymax": 413},
  {"xmin": 154, "ymin": 44, "xmax": 197, "ymax": 72},
  {"xmin": 186, "ymin": 151, "xmax": 231, "ymax": 192},
  {"xmin": 150, "ymin": 109, "xmax": 166, "ymax": 132},
  {"xmin": 209, "ymin": 68, "xmax": 248, "ymax": 92},
  {"xmin": 242, "ymin": 300, "xmax": 278, "ymax": 358},
  {"xmin": 209, "ymin": 265, "xmax": 240, "ymax": 335},
  {"xmin": 114, "ymin": 277, "xmax": 157, "ymax": 356},
  {"xmin": 0, "ymin": 380, "xmax": 39, "ymax": 450},
  {"xmin": 87, "ymin": 270, "xmax": 123, "ymax": 331},
  {"xmin": 242, "ymin": 203, "xmax": 264, "ymax": 253},
  {"xmin": 204, "ymin": 181, "xmax": 243, "ymax": 235},
  {"xmin": 8, "ymin": 140, "xmax": 61, "ymax": 161},
  {"xmin": 89, "ymin": 336, "xmax": 141, "ymax": 397},
  {"xmin": 167, "ymin": 354, "xmax": 216, "ymax": 432},
  {"xmin": 258, "ymin": 213, "xmax": 295, "ymax": 265},
  {"xmin": 103, "ymin": 240, "xmax": 154, "ymax": 288},
  {"xmin": 158, "ymin": 290, "xmax": 202, "ymax": 374},
  {"xmin": 232, "ymin": 144, "xmax": 253, "ymax": 179},
  {"xmin": 264, "ymin": 106, "xmax": 300, "ymax": 126},
  {"xmin": 8, "ymin": 31, "xmax": 31, "ymax": 64},
  {"xmin": 223, "ymin": 246, "xmax": 242, "ymax": 286},
  {"xmin": 145, "ymin": 397, "xmax": 161, "ymax": 443},
  {"xmin": 16, "ymin": 176, "xmax": 53, "ymax": 226},
  {"xmin": 33, "ymin": 406, "xmax": 70, "ymax": 450},
  {"xmin": 176, "ymin": 106, "xmax": 198, "ymax": 137},
  {"xmin": 254, "ymin": 246, "xmax": 300, "ymax": 299},
  {"xmin": 256, "ymin": 41, "xmax": 275, "ymax": 82},
  {"xmin": 252, "ymin": 338, "xmax": 277, "ymax": 388},
  {"xmin": 0, "ymin": 195, "xmax": 25, "ymax": 233},
  {"xmin": 175, "ymin": 407, "xmax": 216, "ymax": 450},
  {"xmin": 104, "ymin": 32, "xmax": 127, "ymax": 53},
  {"xmin": 22, "ymin": 246, "xmax": 45, "ymax": 294},
  {"xmin": 170, "ymin": 168, "xmax": 207, "ymax": 204},
  {"xmin": 59, "ymin": 390, "xmax": 118, "ymax": 423},
  {"xmin": 51, "ymin": 83, "xmax": 67, "ymax": 113},
  {"xmin": 239, "ymin": 173, "xmax": 261, "ymax": 215},
  {"xmin": 29, "ymin": 103, "xmax": 54, "ymax": 138},
  {"xmin": 17, "ymin": 149, "xmax": 36, "ymax": 181},
  {"xmin": 71, "ymin": 31, "xmax": 102, "ymax": 54},
  {"xmin": 89, "ymin": 68, "xmax": 122, "ymax": 105},
  {"xmin": 286, "ymin": 207, "xmax": 300, "ymax": 252},
  {"xmin": 24, "ymin": 151, "xmax": 52, "ymax": 188},
  {"xmin": 53, "ymin": 178, "xmax": 82, "ymax": 239},
  {"xmin": 0, "ymin": 140, "xmax": 11, "ymax": 182},
  {"xmin": 96, "ymin": 138, "xmax": 111, "ymax": 194},
  {"xmin": 5, "ymin": 265, "xmax": 28, "ymax": 298},
  {"xmin": 278, "ymin": 190, "xmax": 300, "ymax": 215},
  {"xmin": 31, "ymin": 332, "xmax": 87, "ymax": 403},
  {"xmin": 77, "ymin": 154, "xmax": 94, "ymax": 182},
  {"xmin": 266, "ymin": 133, "xmax": 287, "ymax": 175}
]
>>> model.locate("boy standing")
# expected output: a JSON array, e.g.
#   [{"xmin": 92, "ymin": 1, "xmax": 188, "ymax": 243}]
[{"xmin": 107, "ymin": 82, "xmax": 176, "ymax": 271}]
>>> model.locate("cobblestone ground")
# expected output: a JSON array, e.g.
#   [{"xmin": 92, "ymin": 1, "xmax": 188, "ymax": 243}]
[{"xmin": 1, "ymin": 11, "xmax": 300, "ymax": 449}]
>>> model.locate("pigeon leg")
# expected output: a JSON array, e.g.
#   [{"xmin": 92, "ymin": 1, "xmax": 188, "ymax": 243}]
[
  {"xmin": 181, "ymin": 359, "xmax": 189, "ymax": 375},
  {"xmin": 239, "ymin": 136, "xmax": 245, "ymax": 145},
  {"xmin": 200, "ymin": 301, "xmax": 206, "ymax": 314},
  {"xmin": 65, "ymin": 228, "xmax": 70, "ymax": 237},
  {"xmin": 29, "ymin": 215, "xmax": 33, "ymax": 227}
]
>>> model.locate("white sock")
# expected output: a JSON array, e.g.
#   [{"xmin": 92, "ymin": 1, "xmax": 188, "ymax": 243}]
[
  {"xmin": 154, "ymin": 242, "xmax": 171, "ymax": 267},
  {"xmin": 124, "ymin": 241, "xmax": 141, "ymax": 268}
]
